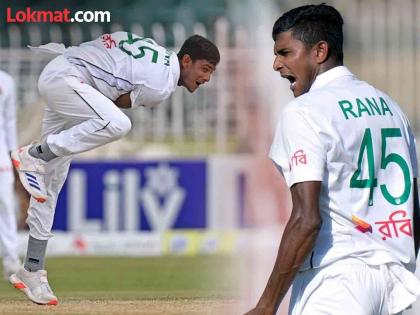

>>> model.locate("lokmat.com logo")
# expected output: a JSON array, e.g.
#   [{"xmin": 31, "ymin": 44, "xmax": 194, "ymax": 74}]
[{"xmin": 6, "ymin": 7, "xmax": 111, "ymax": 23}]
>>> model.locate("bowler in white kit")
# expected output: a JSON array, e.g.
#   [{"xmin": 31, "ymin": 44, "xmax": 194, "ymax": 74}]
[{"xmin": 9, "ymin": 32, "xmax": 220, "ymax": 305}]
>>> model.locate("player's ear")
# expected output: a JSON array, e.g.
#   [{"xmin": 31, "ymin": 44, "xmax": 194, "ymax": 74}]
[
  {"xmin": 313, "ymin": 41, "xmax": 329, "ymax": 64},
  {"xmin": 181, "ymin": 54, "xmax": 192, "ymax": 68}
]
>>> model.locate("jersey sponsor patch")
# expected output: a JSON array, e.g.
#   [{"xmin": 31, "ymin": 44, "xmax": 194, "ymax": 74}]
[
  {"xmin": 101, "ymin": 34, "xmax": 116, "ymax": 49},
  {"xmin": 375, "ymin": 210, "xmax": 412, "ymax": 241},
  {"xmin": 352, "ymin": 215, "xmax": 372, "ymax": 233},
  {"xmin": 290, "ymin": 149, "xmax": 307, "ymax": 170},
  {"xmin": 352, "ymin": 210, "xmax": 413, "ymax": 241}
]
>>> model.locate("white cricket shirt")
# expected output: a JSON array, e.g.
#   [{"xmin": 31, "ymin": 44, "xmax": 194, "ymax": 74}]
[
  {"xmin": 0, "ymin": 70, "xmax": 17, "ymax": 166},
  {"xmin": 270, "ymin": 66, "xmax": 418, "ymax": 271},
  {"xmin": 63, "ymin": 32, "xmax": 180, "ymax": 108}
]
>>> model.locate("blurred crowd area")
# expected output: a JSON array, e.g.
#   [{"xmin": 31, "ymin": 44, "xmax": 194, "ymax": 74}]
[{"xmin": 1, "ymin": 0, "xmax": 420, "ymax": 230}]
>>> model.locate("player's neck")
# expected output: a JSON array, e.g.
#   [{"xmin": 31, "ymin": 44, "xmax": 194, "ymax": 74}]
[{"xmin": 318, "ymin": 59, "xmax": 343, "ymax": 76}]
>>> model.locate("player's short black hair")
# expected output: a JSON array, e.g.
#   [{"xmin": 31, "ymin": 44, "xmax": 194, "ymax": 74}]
[
  {"xmin": 177, "ymin": 35, "xmax": 220, "ymax": 66},
  {"xmin": 272, "ymin": 4, "xmax": 344, "ymax": 64}
]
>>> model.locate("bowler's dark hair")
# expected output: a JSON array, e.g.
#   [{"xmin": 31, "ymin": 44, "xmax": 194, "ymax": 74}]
[
  {"xmin": 177, "ymin": 35, "xmax": 220, "ymax": 66},
  {"xmin": 272, "ymin": 4, "xmax": 344, "ymax": 64}
]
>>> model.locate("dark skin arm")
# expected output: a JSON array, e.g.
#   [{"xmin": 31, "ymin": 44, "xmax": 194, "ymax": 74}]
[
  {"xmin": 244, "ymin": 181, "xmax": 322, "ymax": 315},
  {"xmin": 114, "ymin": 93, "xmax": 131, "ymax": 108},
  {"xmin": 413, "ymin": 178, "xmax": 420, "ymax": 258}
]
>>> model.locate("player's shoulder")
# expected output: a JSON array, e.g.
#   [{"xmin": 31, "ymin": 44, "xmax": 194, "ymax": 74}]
[
  {"xmin": 282, "ymin": 92, "xmax": 321, "ymax": 118},
  {"xmin": 134, "ymin": 51, "xmax": 179, "ymax": 91},
  {"xmin": 109, "ymin": 31, "xmax": 127, "ymax": 37},
  {"xmin": 111, "ymin": 31, "xmax": 162, "ymax": 47},
  {"xmin": 280, "ymin": 98, "xmax": 316, "ymax": 129},
  {"xmin": 372, "ymin": 86, "xmax": 407, "ymax": 117},
  {"xmin": 282, "ymin": 98, "xmax": 304, "ymax": 115}
]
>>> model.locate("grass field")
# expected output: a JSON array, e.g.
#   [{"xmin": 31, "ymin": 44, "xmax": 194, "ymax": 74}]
[{"xmin": 0, "ymin": 255, "xmax": 242, "ymax": 315}]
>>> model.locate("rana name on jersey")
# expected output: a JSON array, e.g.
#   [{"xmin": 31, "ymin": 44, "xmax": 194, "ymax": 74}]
[{"xmin": 339, "ymin": 97, "xmax": 393, "ymax": 120}]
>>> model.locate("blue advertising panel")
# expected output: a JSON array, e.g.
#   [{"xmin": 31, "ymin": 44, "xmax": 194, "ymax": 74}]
[{"xmin": 53, "ymin": 160, "xmax": 207, "ymax": 231}]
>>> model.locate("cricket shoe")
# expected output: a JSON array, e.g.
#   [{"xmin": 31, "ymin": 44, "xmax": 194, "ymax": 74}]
[
  {"xmin": 11, "ymin": 145, "xmax": 47, "ymax": 203},
  {"xmin": 10, "ymin": 268, "xmax": 58, "ymax": 305}
]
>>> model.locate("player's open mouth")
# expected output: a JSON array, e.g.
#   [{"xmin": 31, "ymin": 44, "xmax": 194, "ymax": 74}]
[{"xmin": 283, "ymin": 75, "xmax": 297, "ymax": 91}]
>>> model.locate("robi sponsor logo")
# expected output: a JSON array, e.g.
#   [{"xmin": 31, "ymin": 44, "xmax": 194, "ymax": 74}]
[
  {"xmin": 352, "ymin": 210, "xmax": 413, "ymax": 241},
  {"xmin": 375, "ymin": 210, "xmax": 412, "ymax": 241},
  {"xmin": 289, "ymin": 149, "xmax": 307, "ymax": 170}
]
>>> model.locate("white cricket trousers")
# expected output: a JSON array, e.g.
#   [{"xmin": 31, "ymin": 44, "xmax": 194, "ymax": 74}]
[
  {"xmin": 26, "ymin": 55, "xmax": 132, "ymax": 240},
  {"xmin": 288, "ymin": 258, "xmax": 420, "ymax": 315},
  {"xmin": 0, "ymin": 166, "xmax": 19, "ymax": 268}
]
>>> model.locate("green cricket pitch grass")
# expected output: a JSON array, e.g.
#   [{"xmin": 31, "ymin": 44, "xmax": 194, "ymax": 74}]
[{"xmin": 0, "ymin": 255, "xmax": 242, "ymax": 315}]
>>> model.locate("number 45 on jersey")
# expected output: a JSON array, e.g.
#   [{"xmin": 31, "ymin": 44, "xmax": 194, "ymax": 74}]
[{"xmin": 350, "ymin": 128, "xmax": 411, "ymax": 206}]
